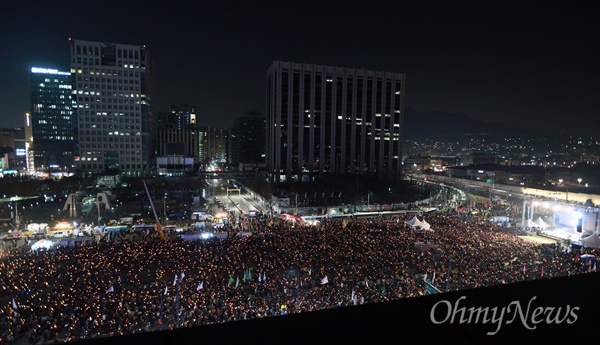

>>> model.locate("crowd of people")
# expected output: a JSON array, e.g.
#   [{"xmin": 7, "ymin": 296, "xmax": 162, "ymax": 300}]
[{"xmin": 0, "ymin": 206, "xmax": 598, "ymax": 344}]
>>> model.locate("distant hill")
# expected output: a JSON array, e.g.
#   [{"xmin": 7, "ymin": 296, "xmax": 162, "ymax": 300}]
[{"xmin": 402, "ymin": 108, "xmax": 547, "ymax": 140}]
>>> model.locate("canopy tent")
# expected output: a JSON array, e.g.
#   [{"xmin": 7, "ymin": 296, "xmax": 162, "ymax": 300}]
[
  {"xmin": 580, "ymin": 233, "xmax": 600, "ymax": 249},
  {"xmin": 526, "ymin": 219, "xmax": 540, "ymax": 228},
  {"xmin": 420, "ymin": 219, "xmax": 433, "ymax": 231},
  {"xmin": 405, "ymin": 216, "xmax": 424, "ymax": 229},
  {"xmin": 535, "ymin": 217, "xmax": 550, "ymax": 229},
  {"xmin": 31, "ymin": 239, "xmax": 54, "ymax": 251}
]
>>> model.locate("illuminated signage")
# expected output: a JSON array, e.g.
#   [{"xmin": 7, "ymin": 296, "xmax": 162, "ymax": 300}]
[
  {"xmin": 31, "ymin": 67, "xmax": 71, "ymax": 76},
  {"xmin": 15, "ymin": 149, "xmax": 26, "ymax": 156}
]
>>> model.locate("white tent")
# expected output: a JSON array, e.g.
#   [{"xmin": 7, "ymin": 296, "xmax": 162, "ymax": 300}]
[
  {"xmin": 31, "ymin": 239, "xmax": 54, "ymax": 251},
  {"xmin": 526, "ymin": 219, "xmax": 540, "ymax": 228},
  {"xmin": 420, "ymin": 219, "xmax": 433, "ymax": 231},
  {"xmin": 580, "ymin": 233, "xmax": 600, "ymax": 249},
  {"xmin": 535, "ymin": 217, "xmax": 550, "ymax": 229},
  {"xmin": 405, "ymin": 216, "xmax": 424, "ymax": 229}
]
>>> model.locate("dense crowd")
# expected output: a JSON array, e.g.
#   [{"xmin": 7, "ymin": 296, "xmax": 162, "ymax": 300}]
[{"xmin": 0, "ymin": 211, "xmax": 597, "ymax": 344}]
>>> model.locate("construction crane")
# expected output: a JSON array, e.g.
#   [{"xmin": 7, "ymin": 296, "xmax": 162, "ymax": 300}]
[{"xmin": 141, "ymin": 179, "xmax": 166, "ymax": 241}]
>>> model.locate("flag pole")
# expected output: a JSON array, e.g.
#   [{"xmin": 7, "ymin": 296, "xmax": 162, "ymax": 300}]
[
  {"xmin": 175, "ymin": 277, "xmax": 181, "ymax": 328},
  {"xmin": 445, "ymin": 259, "xmax": 451, "ymax": 293}
]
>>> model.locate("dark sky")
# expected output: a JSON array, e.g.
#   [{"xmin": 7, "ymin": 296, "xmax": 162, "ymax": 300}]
[{"xmin": 1, "ymin": 0, "xmax": 598, "ymax": 136}]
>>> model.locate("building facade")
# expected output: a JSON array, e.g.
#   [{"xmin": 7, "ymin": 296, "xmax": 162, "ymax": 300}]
[
  {"xmin": 29, "ymin": 67, "xmax": 75, "ymax": 171},
  {"xmin": 69, "ymin": 39, "xmax": 156, "ymax": 175},
  {"xmin": 228, "ymin": 111, "xmax": 265, "ymax": 168},
  {"xmin": 266, "ymin": 61, "xmax": 406, "ymax": 182},
  {"xmin": 170, "ymin": 104, "xmax": 198, "ymax": 130}
]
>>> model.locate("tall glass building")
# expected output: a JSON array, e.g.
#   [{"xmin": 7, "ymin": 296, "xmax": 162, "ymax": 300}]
[
  {"xmin": 266, "ymin": 61, "xmax": 406, "ymax": 183},
  {"xmin": 69, "ymin": 39, "xmax": 155, "ymax": 175},
  {"xmin": 29, "ymin": 67, "xmax": 75, "ymax": 170}
]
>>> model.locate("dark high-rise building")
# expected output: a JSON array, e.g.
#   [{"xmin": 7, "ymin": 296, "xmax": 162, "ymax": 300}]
[
  {"xmin": 69, "ymin": 39, "xmax": 155, "ymax": 175},
  {"xmin": 170, "ymin": 104, "xmax": 198, "ymax": 130},
  {"xmin": 228, "ymin": 111, "xmax": 265, "ymax": 168},
  {"xmin": 266, "ymin": 61, "xmax": 406, "ymax": 183},
  {"xmin": 29, "ymin": 67, "xmax": 75, "ymax": 170}
]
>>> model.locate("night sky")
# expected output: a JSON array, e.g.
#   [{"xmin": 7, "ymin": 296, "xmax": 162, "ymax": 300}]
[{"xmin": 1, "ymin": 0, "xmax": 598, "ymax": 136}]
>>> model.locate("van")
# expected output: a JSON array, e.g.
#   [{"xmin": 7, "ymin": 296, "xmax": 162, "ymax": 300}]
[
  {"xmin": 104, "ymin": 225, "xmax": 128, "ymax": 234},
  {"xmin": 50, "ymin": 231, "xmax": 71, "ymax": 238},
  {"xmin": 131, "ymin": 224, "xmax": 155, "ymax": 232}
]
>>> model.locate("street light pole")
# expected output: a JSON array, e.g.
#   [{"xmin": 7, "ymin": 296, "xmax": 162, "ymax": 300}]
[
  {"xmin": 164, "ymin": 196, "xmax": 167, "ymax": 225},
  {"xmin": 97, "ymin": 194, "xmax": 101, "ymax": 225}
]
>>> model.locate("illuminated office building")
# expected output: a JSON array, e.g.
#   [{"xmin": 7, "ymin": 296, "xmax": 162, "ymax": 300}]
[
  {"xmin": 266, "ymin": 61, "xmax": 406, "ymax": 182},
  {"xmin": 29, "ymin": 67, "xmax": 75, "ymax": 170},
  {"xmin": 69, "ymin": 39, "xmax": 155, "ymax": 174}
]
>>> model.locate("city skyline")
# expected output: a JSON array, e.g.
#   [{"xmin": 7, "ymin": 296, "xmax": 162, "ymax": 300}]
[{"xmin": 1, "ymin": 0, "xmax": 598, "ymax": 136}]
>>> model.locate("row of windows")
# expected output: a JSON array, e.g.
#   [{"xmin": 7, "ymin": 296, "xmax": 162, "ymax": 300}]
[
  {"xmin": 80, "ymin": 145, "xmax": 141, "ymax": 152},
  {"xmin": 79, "ymin": 137, "xmax": 142, "ymax": 142},
  {"xmin": 75, "ymin": 45, "xmax": 140, "ymax": 59},
  {"xmin": 73, "ymin": 58, "xmax": 141, "ymax": 68},
  {"xmin": 77, "ymin": 76, "xmax": 139, "ymax": 83},
  {"xmin": 74, "ymin": 68, "xmax": 139, "ymax": 77},
  {"xmin": 76, "ymin": 84, "xmax": 139, "ymax": 92},
  {"xmin": 79, "ymin": 111, "xmax": 140, "ymax": 119},
  {"xmin": 75, "ymin": 104, "xmax": 139, "ymax": 110},
  {"xmin": 79, "ymin": 164, "xmax": 144, "ymax": 170},
  {"xmin": 81, "ymin": 123, "xmax": 140, "ymax": 129},
  {"xmin": 81, "ymin": 150, "xmax": 141, "ymax": 155},
  {"xmin": 77, "ymin": 93, "xmax": 140, "ymax": 104}
]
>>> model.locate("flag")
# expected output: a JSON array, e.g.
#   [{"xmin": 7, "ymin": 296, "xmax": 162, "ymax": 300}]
[
  {"xmin": 330, "ymin": 191, "xmax": 334, "ymax": 198},
  {"xmin": 242, "ymin": 271, "xmax": 247, "ymax": 282},
  {"xmin": 106, "ymin": 286, "xmax": 114, "ymax": 293},
  {"xmin": 180, "ymin": 272, "xmax": 185, "ymax": 280},
  {"xmin": 263, "ymin": 272, "xmax": 266, "ymax": 282},
  {"xmin": 594, "ymin": 262, "xmax": 597, "ymax": 271},
  {"xmin": 351, "ymin": 289, "xmax": 357, "ymax": 305},
  {"xmin": 173, "ymin": 274, "xmax": 179, "ymax": 286},
  {"xmin": 308, "ymin": 268, "xmax": 311, "ymax": 276},
  {"xmin": 365, "ymin": 279, "xmax": 369, "ymax": 288},
  {"xmin": 321, "ymin": 276, "xmax": 328, "ymax": 285},
  {"xmin": 196, "ymin": 281, "xmax": 204, "ymax": 291},
  {"xmin": 11, "ymin": 298, "xmax": 18, "ymax": 310},
  {"xmin": 258, "ymin": 272, "xmax": 262, "ymax": 282},
  {"xmin": 164, "ymin": 286, "xmax": 168, "ymax": 295},
  {"xmin": 432, "ymin": 271, "xmax": 436, "ymax": 284},
  {"xmin": 235, "ymin": 276, "xmax": 240, "ymax": 288},
  {"xmin": 540, "ymin": 267, "xmax": 544, "ymax": 277},
  {"xmin": 523, "ymin": 265, "xmax": 526, "ymax": 274},
  {"xmin": 228, "ymin": 276, "xmax": 234, "ymax": 286},
  {"xmin": 339, "ymin": 191, "xmax": 342, "ymax": 198},
  {"xmin": 423, "ymin": 272, "xmax": 427, "ymax": 282}
]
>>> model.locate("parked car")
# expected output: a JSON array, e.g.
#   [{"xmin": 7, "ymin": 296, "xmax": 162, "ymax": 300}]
[
  {"xmin": 30, "ymin": 232, "xmax": 47, "ymax": 240},
  {"xmin": 50, "ymin": 231, "xmax": 71, "ymax": 238}
]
